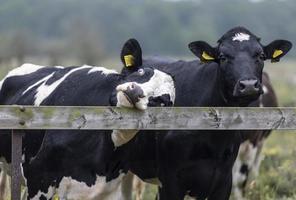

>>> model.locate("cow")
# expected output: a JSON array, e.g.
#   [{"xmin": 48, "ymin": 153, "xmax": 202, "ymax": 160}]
[
  {"xmin": 126, "ymin": 72, "xmax": 279, "ymax": 200},
  {"xmin": 232, "ymin": 72, "xmax": 278, "ymax": 199},
  {"xmin": 118, "ymin": 27, "xmax": 291, "ymax": 200},
  {"xmin": 0, "ymin": 42, "xmax": 176, "ymax": 199}
]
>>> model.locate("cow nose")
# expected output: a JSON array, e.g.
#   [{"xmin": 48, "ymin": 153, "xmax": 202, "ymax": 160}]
[
  {"xmin": 234, "ymin": 79, "xmax": 261, "ymax": 96},
  {"xmin": 124, "ymin": 83, "xmax": 145, "ymax": 105}
]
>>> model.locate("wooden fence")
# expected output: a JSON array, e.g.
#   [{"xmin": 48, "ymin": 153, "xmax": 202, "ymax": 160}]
[{"xmin": 1, "ymin": 105, "xmax": 296, "ymax": 200}]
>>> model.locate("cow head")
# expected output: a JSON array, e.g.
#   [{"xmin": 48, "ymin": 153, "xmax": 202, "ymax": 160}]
[
  {"xmin": 112, "ymin": 39, "xmax": 175, "ymax": 110},
  {"xmin": 189, "ymin": 26, "xmax": 292, "ymax": 105}
]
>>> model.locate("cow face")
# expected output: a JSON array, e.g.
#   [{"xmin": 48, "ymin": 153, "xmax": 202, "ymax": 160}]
[
  {"xmin": 116, "ymin": 67, "xmax": 175, "ymax": 110},
  {"xmin": 189, "ymin": 27, "xmax": 292, "ymax": 105}
]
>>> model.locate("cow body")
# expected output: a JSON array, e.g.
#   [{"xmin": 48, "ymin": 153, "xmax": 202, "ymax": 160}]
[
  {"xmin": 119, "ymin": 27, "xmax": 291, "ymax": 200},
  {"xmin": 232, "ymin": 72, "xmax": 278, "ymax": 199},
  {"xmin": 0, "ymin": 62, "xmax": 176, "ymax": 200}
]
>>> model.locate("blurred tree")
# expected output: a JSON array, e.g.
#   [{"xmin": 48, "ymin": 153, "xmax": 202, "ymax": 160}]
[{"xmin": 0, "ymin": 0, "xmax": 295, "ymax": 60}]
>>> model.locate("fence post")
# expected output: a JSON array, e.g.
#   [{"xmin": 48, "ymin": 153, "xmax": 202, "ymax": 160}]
[{"xmin": 11, "ymin": 130, "xmax": 24, "ymax": 200}]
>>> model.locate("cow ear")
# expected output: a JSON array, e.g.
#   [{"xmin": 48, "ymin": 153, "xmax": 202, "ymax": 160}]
[
  {"xmin": 121, "ymin": 38, "xmax": 142, "ymax": 68},
  {"xmin": 188, "ymin": 41, "xmax": 217, "ymax": 62},
  {"xmin": 264, "ymin": 40, "xmax": 292, "ymax": 63}
]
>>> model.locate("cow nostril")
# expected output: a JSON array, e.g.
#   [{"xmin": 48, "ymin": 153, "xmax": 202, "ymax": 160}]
[
  {"xmin": 130, "ymin": 83, "xmax": 135, "ymax": 89},
  {"xmin": 254, "ymin": 80, "xmax": 260, "ymax": 89},
  {"xmin": 239, "ymin": 81, "xmax": 246, "ymax": 91}
]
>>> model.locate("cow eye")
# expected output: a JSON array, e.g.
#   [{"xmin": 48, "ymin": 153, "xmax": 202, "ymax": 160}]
[
  {"xmin": 219, "ymin": 54, "xmax": 227, "ymax": 63},
  {"xmin": 138, "ymin": 69, "xmax": 145, "ymax": 76}
]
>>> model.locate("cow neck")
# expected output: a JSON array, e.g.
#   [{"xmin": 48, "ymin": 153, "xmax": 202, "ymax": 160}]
[{"xmin": 109, "ymin": 74, "xmax": 125, "ymax": 106}]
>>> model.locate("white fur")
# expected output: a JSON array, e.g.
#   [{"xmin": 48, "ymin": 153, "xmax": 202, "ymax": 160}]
[
  {"xmin": 262, "ymin": 85, "xmax": 268, "ymax": 94},
  {"xmin": 23, "ymin": 73, "xmax": 55, "ymax": 95},
  {"xmin": 0, "ymin": 63, "xmax": 45, "ymax": 91},
  {"xmin": 232, "ymin": 33, "xmax": 250, "ymax": 42},
  {"xmin": 56, "ymin": 174, "xmax": 125, "ymax": 200},
  {"xmin": 116, "ymin": 69, "xmax": 175, "ymax": 110},
  {"xmin": 87, "ymin": 65, "xmax": 118, "ymax": 75},
  {"xmin": 31, "ymin": 186, "xmax": 56, "ymax": 200},
  {"xmin": 34, "ymin": 66, "xmax": 91, "ymax": 106},
  {"xmin": 111, "ymin": 129, "xmax": 138, "ymax": 147}
]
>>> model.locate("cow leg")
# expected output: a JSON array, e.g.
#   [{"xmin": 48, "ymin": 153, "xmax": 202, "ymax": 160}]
[
  {"xmin": 252, "ymin": 139, "xmax": 265, "ymax": 178},
  {"xmin": 0, "ymin": 169, "xmax": 7, "ymax": 200},
  {"xmin": 0, "ymin": 157, "xmax": 11, "ymax": 200},
  {"xmin": 24, "ymin": 148, "xmax": 57, "ymax": 199},
  {"xmin": 120, "ymin": 172, "xmax": 134, "ymax": 200}
]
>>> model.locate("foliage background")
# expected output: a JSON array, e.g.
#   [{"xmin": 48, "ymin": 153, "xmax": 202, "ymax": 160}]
[{"xmin": 0, "ymin": 0, "xmax": 296, "ymax": 66}]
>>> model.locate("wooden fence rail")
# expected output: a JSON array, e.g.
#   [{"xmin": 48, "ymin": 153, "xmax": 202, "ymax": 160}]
[
  {"xmin": 1, "ymin": 105, "xmax": 296, "ymax": 200},
  {"xmin": 0, "ymin": 106, "xmax": 296, "ymax": 130}
]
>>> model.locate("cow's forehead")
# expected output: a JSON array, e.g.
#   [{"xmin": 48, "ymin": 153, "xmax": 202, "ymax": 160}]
[
  {"xmin": 218, "ymin": 27, "xmax": 262, "ymax": 49},
  {"xmin": 218, "ymin": 32, "xmax": 263, "ymax": 54}
]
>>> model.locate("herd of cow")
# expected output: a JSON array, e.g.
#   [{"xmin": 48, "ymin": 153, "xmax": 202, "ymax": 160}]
[{"xmin": 0, "ymin": 26, "xmax": 293, "ymax": 200}]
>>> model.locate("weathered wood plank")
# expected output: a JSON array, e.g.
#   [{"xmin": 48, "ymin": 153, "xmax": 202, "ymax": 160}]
[
  {"xmin": 0, "ymin": 106, "xmax": 295, "ymax": 130},
  {"xmin": 11, "ymin": 130, "xmax": 24, "ymax": 200}
]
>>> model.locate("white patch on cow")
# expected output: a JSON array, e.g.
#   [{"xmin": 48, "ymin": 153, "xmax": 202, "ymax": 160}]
[
  {"xmin": 185, "ymin": 193, "xmax": 197, "ymax": 200},
  {"xmin": 34, "ymin": 66, "xmax": 91, "ymax": 106},
  {"xmin": 87, "ymin": 65, "xmax": 118, "ymax": 75},
  {"xmin": 30, "ymin": 186, "xmax": 56, "ymax": 200},
  {"xmin": 22, "ymin": 73, "xmax": 55, "ymax": 95},
  {"xmin": 259, "ymin": 95, "xmax": 264, "ymax": 108},
  {"xmin": 55, "ymin": 66, "xmax": 64, "ymax": 69},
  {"xmin": 131, "ymin": 174, "xmax": 146, "ymax": 200},
  {"xmin": 56, "ymin": 173, "xmax": 125, "ymax": 200},
  {"xmin": 232, "ymin": 33, "xmax": 250, "ymax": 42},
  {"xmin": 143, "ymin": 178, "xmax": 162, "ymax": 187},
  {"xmin": 0, "ymin": 63, "xmax": 45, "ymax": 91},
  {"xmin": 262, "ymin": 85, "xmax": 268, "ymax": 94},
  {"xmin": 232, "ymin": 140, "xmax": 258, "ymax": 200},
  {"xmin": 116, "ymin": 69, "xmax": 175, "ymax": 110},
  {"xmin": 111, "ymin": 129, "xmax": 138, "ymax": 147}
]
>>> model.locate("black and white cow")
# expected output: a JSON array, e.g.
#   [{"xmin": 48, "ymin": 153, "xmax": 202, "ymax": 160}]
[
  {"xmin": 0, "ymin": 49, "xmax": 176, "ymax": 199},
  {"xmin": 232, "ymin": 72, "xmax": 278, "ymax": 199},
  {"xmin": 118, "ymin": 27, "xmax": 291, "ymax": 200}
]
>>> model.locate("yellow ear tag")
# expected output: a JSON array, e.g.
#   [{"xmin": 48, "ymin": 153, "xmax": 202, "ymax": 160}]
[
  {"xmin": 272, "ymin": 50, "xmax": 283, "ymax": 58},
  {"xmin": 202, "ymin": 51, "xmax": 215, "ymax": 61},
  {"xmin": 53, "ymin": 194, "xmax": 60, "ymax": 200},
  {"xmin": 124, "ymin": 55, "xmax": 134, "ymax": 67}
]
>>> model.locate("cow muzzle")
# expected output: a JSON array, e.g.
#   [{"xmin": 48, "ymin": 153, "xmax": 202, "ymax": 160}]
[
  {"xmin": 233, "ymin": 79, "xmax": 262, "ymax": 97},
  {"xmin": 116, "ymin": 82, "xmax": 146, "ymax": 109}
]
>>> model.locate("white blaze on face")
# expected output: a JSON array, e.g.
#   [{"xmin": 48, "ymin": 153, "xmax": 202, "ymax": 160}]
[
  {"xmin": 232, "ymin": 33, "xmax": 250, "ymax": 42},
  {"xmin": 116, "ymin": 69, "xmax": 175, "ymax": 110},
  {"xmin": 56, "ymin": 174, "xmax": 125, "ymax": 200}
]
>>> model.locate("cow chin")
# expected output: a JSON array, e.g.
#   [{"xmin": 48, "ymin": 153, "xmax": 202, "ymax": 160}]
[
  {"xmin": 228, "ymin": 94, "xmax": 261, "ymax": 107},
  {"xmin": 116, "ymin": 91, "xmax": 134, "ymax": 108}
]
